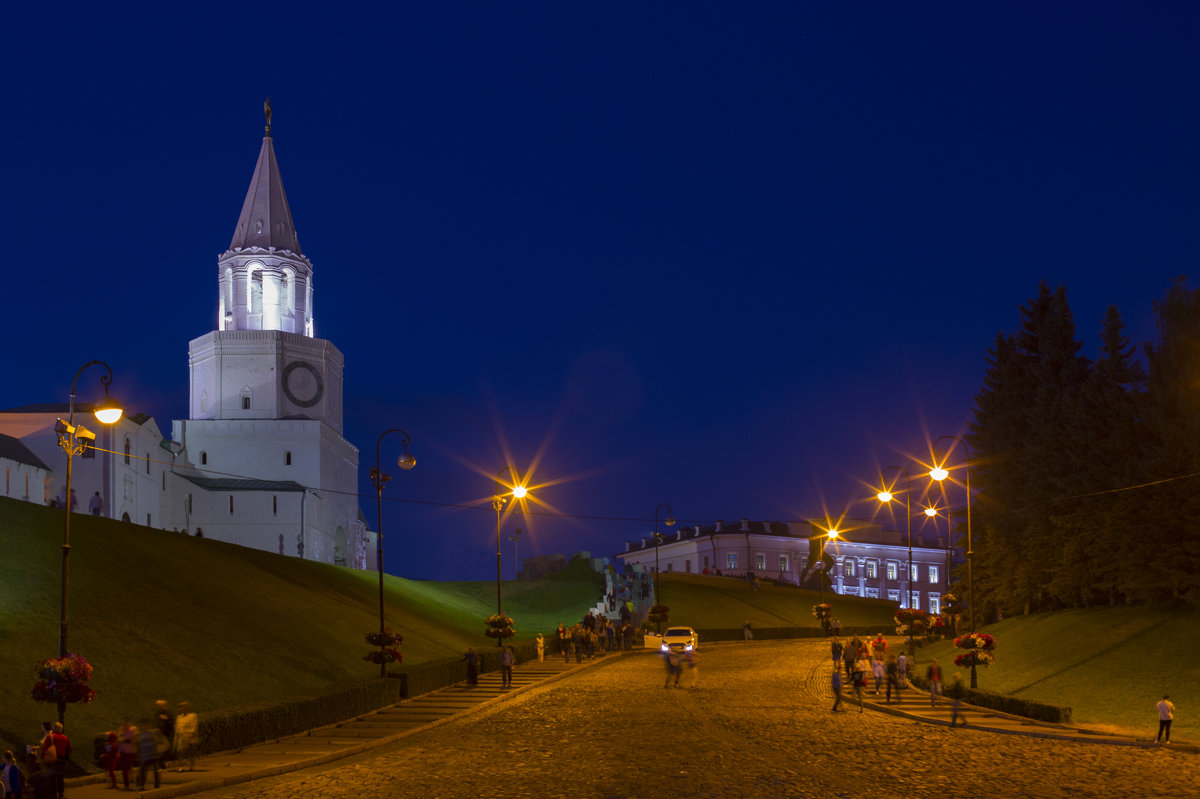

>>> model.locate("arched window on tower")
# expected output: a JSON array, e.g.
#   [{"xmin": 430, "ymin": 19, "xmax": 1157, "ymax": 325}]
[
  {"xmin": 200, "ymin": 451, "xmax": 207, "ymax": 466},
  {"xmin": 281, "ymin": 268, "xmax": 296, "ymax": 327},
  {"xmin": 248, "ymin": 263, "xmax": 264, "ymax": 327},
  {"xmin": 285, "ymin": 451, "xmax": 292, "ymax": 466},
  {"xmin": 223, "ymin": 267, "xmax": 234, "ymax": 326},
  {"xmin": 124, "ymin": 438, "xmax": 131, "ymax": 465}
]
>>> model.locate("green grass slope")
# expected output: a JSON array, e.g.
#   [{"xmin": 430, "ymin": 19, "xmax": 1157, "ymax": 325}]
[
  {"xmin": 0, "ymin": 497, "xmax": 596, "ymax": 758},
  {"xmin": 916, "ymin": 605, "xmax": 1200, "ymax": 740},
  {"xmin": 652, "ymin": 572, "xmax": 899, "ymax": 630}
]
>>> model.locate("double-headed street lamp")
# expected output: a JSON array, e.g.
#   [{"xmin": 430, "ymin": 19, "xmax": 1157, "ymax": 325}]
[
  {"xmin": 876, "ymin": 465, "xmax": 915, "ymax": 657},
  {"xmin": 54, "ymin": 360, "xmax": 123, "ymax": 724},
  {"xmin": 493, "ymin": 466, "xmax": 527, "ymax": 632},
  {"xmin": 930, "ymin": 435, "xmax": 974, "ymax": 634},
  {"xmin": 370, "ymin": 429, "xmax": 416, "ymax": 677},
  {"xmin": 652, "ymin": 502, "xmax": 675, "ymax": 632}
]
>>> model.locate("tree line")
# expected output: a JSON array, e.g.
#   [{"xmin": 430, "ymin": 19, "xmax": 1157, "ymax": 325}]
[{"xmin": 966, "ymin": 278, "xmax": 1200, "ymax": 617}]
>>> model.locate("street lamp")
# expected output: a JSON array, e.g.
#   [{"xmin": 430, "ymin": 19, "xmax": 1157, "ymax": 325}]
[
  {"xmin": 54, "ymin": 360, "xmax": 122, "ymax": 725},
  {"xmin": 493, "ymin": 466, "xmax": 527, "ymax": 639},
  {"xmin": 817, "ymin": 527, "xmax": 839, "ymax": 605},
  {"xmin": 930, "ymin": 435, "xmax": 974, "ymax": 635},
  {"xmin": 876, "ymin": 465, "xmax": 914, "ymax": 657},
  {"xmin": 652, "ymin": 502, "xmax": 675, "ymax": 633},
  {"xmin": 370, "ymin": 429, "xmax": 415, "ymax": 677}
]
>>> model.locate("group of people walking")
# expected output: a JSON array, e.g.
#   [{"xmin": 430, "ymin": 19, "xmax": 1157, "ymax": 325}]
[
  {"xmin": 831, "ymin": 634, "xmax": 907, "ymax": 711},
  {"xmin": 555, "ymin": 613, "xmax": 634, "ymax": 662}
]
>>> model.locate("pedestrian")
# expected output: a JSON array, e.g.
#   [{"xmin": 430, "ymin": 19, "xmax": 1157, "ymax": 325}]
[
  {"xmin": 743, "ymin": 620, "xmax": 753, "ymax": 640},
  {"xmin": 885, "ymin": 655, "xmax": 901, "ymax": 703},
  {"xmin": 843, "ymin": 637, "xmax": 857, "ymax": 678},
  {"xmin": 897, "ymin": 652, "xmax": 909, "ymax": 688},
  {"xmin": 572, "ymin": 625, "xmax": 584, "ymax": 664},
  {"xmin": 173, "ymin": 702, "xmax": 199, "ymax": 772},
  {"xmin": 500, "ymin": 646, "xmax": 515, "ymax": 688},
  {"xmin": 683, "ymin": 649, "xmax": 699, "ymax": 688},
  {"xmin": 48, "ymin": 722, "xmax": 70, "ymax": 799},
  {"xmin": 872, "ymin": 656, "xmax": 885, "ymax": 695},
  {"xmin": 851, "ymin": 659, "xmax": 866, "ymax": 711},
  {"xmin": 605, "ymin": 622, "xmax": 616, "ymax": 651},
  {"xmin": 68, "ymin": 489, "xmax": 78, "ymax": 512},
  {"xmin": 101, "ymin": 733, "xmax": 119, "ymax": 789},
  {"xmin": 1156, "ymin": 694, "xmax": 1175, "ymax": 744},
  {"xmin": 831, "ymin": 669, "xmax": 844, "ymax": 712},
  {"xmin": 117, "ymin": 719, "xmax": 137, "ymax": 789},
  {"xmin": 872, "ymin": 633, "xmax": 888, "ymax": 654},
  {"xmin": 535, "ymin": 633, "xmax": 545, "ymax": 663},
  {"xmin": 136, "ymin": 727, "xmax": 160, "ymax": 790},
  {"xmin": 832, "ymin": 618, "xmax": 841, "ymax": 635},
  {"xmin": 155, "ymin": 700, "xmax": 175, "ymax": 764},
  {"xmin": 2, "ymin": 750, "xmax": 24, "ymax": 799},
  {"xmin": 556, "ymin": 623, "xmax": 569, "ymax": 662},
  {"xmin": 949, "ymin": 672, "xmax": 966, "ymax": 726},
  {"xmin": 927, "ymin": 658, "xmax": 943, "ymax": 707},
  {"xmin": 831, "ymin": 636, "xmax": 843, "ymax": 668},
  {"xmin": 664, "ymin": 649, "xmax": 683, "ymax": 688},
  {"xmin": 464, "ymin": 648, "xmax": 479, "ymax": 686},
  {"xmin": 89, "ymin": 491, "xmax": 103, "ymax": 516},
  {"xmin": 25, "ymin": 755, "xmax": 55, "ymax": 799}
]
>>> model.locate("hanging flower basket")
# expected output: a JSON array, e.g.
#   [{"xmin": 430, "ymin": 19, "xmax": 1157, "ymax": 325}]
[
  {"xmin": 953, "ymin": 632, "xmax": 996, "ymax": 668},
  {"xmin": 32, "ymin": 653, "xmax": 96, "ymax": 704},
  {"xmin": 812, "ymin": 603, "xmax": 832, "ymax": 621},
  {"xmin": 647, "ymin": 605, "xmax": 670, "ymax": 625},
  {"xmin": 894, "ymin": 608, "xmax": 931, "ymax": 636},
  {"xmin": 485, "ymin": 614, "xmax": 516, "ymax": 639},
  {"xmin": 364, "ymin": 628, "xmax": 404, "ymax": 664}
]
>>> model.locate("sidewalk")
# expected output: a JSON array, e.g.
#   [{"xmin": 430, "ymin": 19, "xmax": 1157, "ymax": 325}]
[
  {"xmin": 61, "ymin": 652, "xmax": 620, "ymax": 799},
  {"xmin": 851, "ymin": 668, "xmax": 1197, "ymax": 752}
]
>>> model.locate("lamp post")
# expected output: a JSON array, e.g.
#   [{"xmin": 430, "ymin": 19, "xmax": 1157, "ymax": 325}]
[
  {"xmin": 652, "ymin": 502, "xmax": 675, "ymax": 632},
  {"xmin": 370, "ymin": 429, "xmax": 416, "ymax": 678},
  {"xmin": 877, "ymin": 465, "xmax": 914, "ymax": 657},
  {"xmin": 816, "ymin": 527, "xmax": 839, "ymax": 605},
  {"xmin": 54, "ymin": 360, "xmax": 122, "ymax": 725},
  {"xmin": 493, "ymin": 466, "xmax": 527, "ymax": 638},
  {"xmin": 930, "ymin": 436, "xmax": 974, "ymax": 633},
  {"xmin": 507, "ymin": 528, "xmax": 523, "ymax": 580}
]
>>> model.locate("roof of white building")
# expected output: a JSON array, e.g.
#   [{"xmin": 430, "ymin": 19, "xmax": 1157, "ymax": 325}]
[
  {"xmin": 177, "ymin": 475, "xmax": 306, "ymax": 492},
  {"xmin": 0, "ymin": 433, "xmax": 51, "ymax": 470}
]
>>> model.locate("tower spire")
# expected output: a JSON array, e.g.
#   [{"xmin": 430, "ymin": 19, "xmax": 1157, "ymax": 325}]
[{"xmin": 264, "ymin": 97, "xmax": 272, "ymax": 137}]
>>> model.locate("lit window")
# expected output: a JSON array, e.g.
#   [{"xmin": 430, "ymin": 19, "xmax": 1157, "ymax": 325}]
[
  {"xmin": 866, "ymin": 588, "xmax": 879, "ymax": 599},
  {"xmin": 929, "ymin": 594, "xmax": 941, "ymax": 615},
  {"xmin": 866, "ymin": 561, "xmax": 877, "ymax": 579},
  {"xmin": 755, "ymin": 553, "xmax": 766, "ymax": 570},
  {"xmin": 845, "ymin": 560, "xmax": 856, "ymax": 578},
  {"xmin": 778, "ymin": 555, "xmax": 789, "ymax": 572},
  {"xmin": 929, "ymin": 565, "xmax": 939, "ymax": 584},
  {"xmin": 910, "ymin": 591, "xmax": 920, "ymax": 610},
  {"xmin": 911, "ymin": 564, "xmax": 919, "ymax": 583},
  {"xmin": 887, "ymin": 589, "xmax": 900, "ymax": 603},
  {"xmin": 887, "ymin": 562, "xmax": 897, "ymax": 581},
  {"xmin": 727, "ymin": 552, "xmax": 738, "ymax": 570}
]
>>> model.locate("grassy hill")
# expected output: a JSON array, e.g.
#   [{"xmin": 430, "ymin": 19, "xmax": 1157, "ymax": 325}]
[
  {"xmin": 916, "ymin": 605, "xmax": 1199, "ymax": 740},
  {"xmin": 0, "ymin": 497, "xmax": 599, "ymax": 758}
]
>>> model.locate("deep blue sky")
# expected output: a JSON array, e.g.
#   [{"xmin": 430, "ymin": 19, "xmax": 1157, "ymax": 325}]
[{"xmin": 3, "ymin": 3, "xmax": 1197, "ymax": 580}]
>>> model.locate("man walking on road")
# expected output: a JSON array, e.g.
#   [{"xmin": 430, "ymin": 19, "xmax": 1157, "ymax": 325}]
[{"xmin": 927, "ymin": 658, "xmax": 943, "ymax": 707}]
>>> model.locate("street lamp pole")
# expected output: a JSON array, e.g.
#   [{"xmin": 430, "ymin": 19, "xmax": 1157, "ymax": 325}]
[
  {"xmin": 54, "ymin": 360, "xmax": 122, "ymax": 725},
  {"xmin": 877, "ymin": 465, "xmax": 914, "ymax": 657},
  {"xmin": 493, "ymin": 466, "xmax": 527, "ymax": 637},
  {"xmin": 370, "ymin": 429, "xmax": 415, "ymax": 678},
  {"xmin": 816, "ymin": 528, "xmax": 839, "ymax": 608},
  {"xmin": 930, "ymin": 435, "xmax": 974, "ymax": 633},
  {"xmin": 652, "ymin": 502, "xmax": 674, "ymax": 633},
  {"xmin": 507, "ymin": 528, "xmax": 522, "ymax": 581}
]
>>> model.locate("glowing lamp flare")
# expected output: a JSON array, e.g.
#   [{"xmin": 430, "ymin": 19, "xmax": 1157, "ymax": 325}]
[
  {"xmin": 930, "ymin": 466, "xmax": 949, "ymax": 481},
  {"xmin": 877, "ymin": 491, "xmax": 893, "ymax": 502},
  {"xmin": 925, "ymin": 507, "xmax": 938, "ymax": 517},
  {"xmin": 511, "ymin": 485, "xmax": 528, "ymax": 499}
]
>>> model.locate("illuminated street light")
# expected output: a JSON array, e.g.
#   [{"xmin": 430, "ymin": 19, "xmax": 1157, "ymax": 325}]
[
  {"xmin": 816, "ymin": 527, "xmax": 839, "ymax": 607},
  {"xmin": 493, "ymin": 466, "xmax": 528, "ymax": 640},
  {"xmin": 369, "ymin": 429, "xmax": 415, "ymax": 678},
  {"xmin": 54, "ymin": 360, "xmax": 122, "ymax": 725},
  {"xmin": 930, "ymin": 435, "xmax": 976, "ymax": 654},
  {"xmin": 876, "ymin": 465, "xmax": 915, "ymax": 657},
  {"xmin": 652, "ymin": 502, "xmax": 675, "ymax": 633}
]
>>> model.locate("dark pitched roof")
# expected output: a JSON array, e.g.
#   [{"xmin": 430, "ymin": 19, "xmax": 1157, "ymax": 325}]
[
  {"xmin": 1, "ymin": 404, "xmax": 152, "ymax": 425},
  {"xmin": 177, "ymin": 475, "xmax": 306, "ymax": 492},
  {"xmin": 0, "ymin": 433, "xmax": 52, "ymax": 471}
]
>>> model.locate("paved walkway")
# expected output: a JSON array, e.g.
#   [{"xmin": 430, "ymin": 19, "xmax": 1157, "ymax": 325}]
[{"xmin": 58, "ymin": 638, "xmax": 1193, "ymax": 799}]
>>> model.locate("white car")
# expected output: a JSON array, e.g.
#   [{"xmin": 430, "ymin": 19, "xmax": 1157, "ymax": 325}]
[{"xmin": 660, "ymin": 626, "xmax": 699, "ymax": 653}]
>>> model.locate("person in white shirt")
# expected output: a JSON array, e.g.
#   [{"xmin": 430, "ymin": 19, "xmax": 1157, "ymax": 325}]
[{"xmin": 1156, "ymin": 694, "xmax": 1175, "ymax": 744}]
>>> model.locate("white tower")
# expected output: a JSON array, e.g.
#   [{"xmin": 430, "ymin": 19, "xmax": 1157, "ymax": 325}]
[{"xmin": 169, "ymin": 104, "xmax": 366, "ymax": 567}]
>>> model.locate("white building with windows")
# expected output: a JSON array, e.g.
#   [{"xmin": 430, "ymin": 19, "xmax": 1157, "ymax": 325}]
[
  {"xmin": 616, "ymin": 517, "xmax": 953, "ymax": 612},
  {"xmin": 0, "ymin": 432, "xmax": 52, "ymax": 505},
  {"xmin": 0, "ymin": 114, "xmax": 369, "ymax": 569}
]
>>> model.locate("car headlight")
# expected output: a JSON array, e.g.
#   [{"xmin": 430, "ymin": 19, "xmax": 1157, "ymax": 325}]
[
  {"xmin": 661, "ymin": 642, "xmax": 669, "ymax": 652},
  {"xmin": 685, "ymin": 643, "xmax": 693, "ymax": 651}
]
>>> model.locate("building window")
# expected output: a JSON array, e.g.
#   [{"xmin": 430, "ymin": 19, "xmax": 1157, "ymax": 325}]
[
  {"xmin": 703, "ymin": 556, "xmax": 709, "ymax": 571},
  {"xmin": 866, "ymin": 561, "xmax": 877, "ymax": 579},
  {"xmin": 145, "ymin": 453, "xmax": 150, "ymax": 474},
  {"xmin": 229, "ymin": 495, "xmax": 234, "ymax": 514},
  {"xmin": 910, "ymin": 591, "xmax": 920, "ymax": 610},
  {"xmin": 845, "ymin": 560, "xmax": 856, "ymax": 578},
  {"xmin": 887, "ymin": 589, "xmax": 900, "ymax": 603},
  {"xmin": 754, "ymin": 553, "xmax": 766, "ymax": 571},
  {"xmin": 242, "ymin": 396, "xmax": 251, "ymax": 410},
  {"xmin": 285, "ymin": 451, "xmax": 292, "ymax": 465},
  {"xmin": 147, "ymin": 513, "xmax": 152, "ymax": 526},
  {"xmin": 667, "ymin": 563, "xmax": 674, "ymax": 572},
  {"xmin": 911, "ymin": 563, "xmax": 920, "ymax": 583},
  {"xmin": 778, "ymin": 554, "xmax": 789, "ymax": 572},
  {"xmin": 124, "ymin": 438, "xmax": 131, "ymax": 464},
  {"xmin": 844, "ymin": 586, "xmax": 860, "ymax": 597},
  {"xmin": 82, "ymin": 438, "xmax": 95, "ymax": 458},
  {"xmin": 887, "ymin": 562, "xmax": 897, "ymax": 581},
  {"xmin": 866, "ymin": 588, "xmax": 880, "ymax": 599},
  {"xmin": 685, "ymin": 559, "xmax": 691, "ymax": 573},
  {"xmin": 929, "ymin": 594, "xmax": 941, "ymax": 615},
  {"xmin": 727, "ymin": 552, "xmax": 738, "ymax": 570},
  {"xmin": 200, "ymin": 451, "xmax": 207, "ymax": 465},
  {"xmin": 273, "ymin": 495, "xmax": 277, "ymax": 515},
  {"xmin": 928, "ymin": 565, "xmax": 939, "ymax": 584}
]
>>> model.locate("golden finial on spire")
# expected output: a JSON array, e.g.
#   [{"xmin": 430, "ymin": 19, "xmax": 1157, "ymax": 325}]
[{"xmin": 264, "ymin": 97, "xmax": 272, "ymax": 135}]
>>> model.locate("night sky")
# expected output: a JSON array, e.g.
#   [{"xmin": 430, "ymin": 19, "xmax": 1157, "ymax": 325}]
[{"xmin": 3, "ymin": 4, "xmax": 1197, "ymax": 580}]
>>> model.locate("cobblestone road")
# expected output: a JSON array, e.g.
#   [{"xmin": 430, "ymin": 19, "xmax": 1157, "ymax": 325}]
[{"xmin": 202, "ymin": 641, "xmax": 1197, "ymax": 798}]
